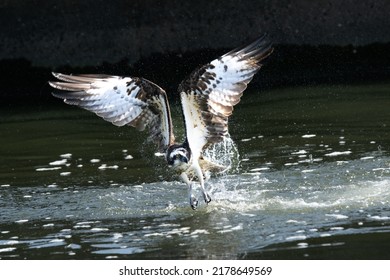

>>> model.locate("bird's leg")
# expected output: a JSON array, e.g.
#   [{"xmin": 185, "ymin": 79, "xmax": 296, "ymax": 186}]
[
  {"xmin": 192, "ymin": 161, "xmax": 212, "ymax": 204},
  {"xmin": 180, "ymin": 172, "xmax": 198, "ymax": 210}
]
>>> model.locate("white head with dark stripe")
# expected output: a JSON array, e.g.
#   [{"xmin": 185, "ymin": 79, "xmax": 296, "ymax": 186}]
[{"xmin": 166, "ymin": 143, "xmax": 191, "ymax": 170}]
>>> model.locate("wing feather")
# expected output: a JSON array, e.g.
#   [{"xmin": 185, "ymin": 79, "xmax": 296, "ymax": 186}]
[
  {"xmin": 49, "ymin": 73, "xmax": 175, "ymax": 152},
  {"xmin": 179, "ymin": 34, "xmax": 273, "ymax": 157}
]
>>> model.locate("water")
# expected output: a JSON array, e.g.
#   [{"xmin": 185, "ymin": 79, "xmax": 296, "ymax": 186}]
[{"xmin": 1, "ymin": 83, "xmax": 390, "ymax": 259}]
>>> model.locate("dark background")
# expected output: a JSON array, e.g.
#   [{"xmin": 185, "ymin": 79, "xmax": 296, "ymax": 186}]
[{"xmin": 1, "ymin": 0, "xmax": 389, "ymax": 104}]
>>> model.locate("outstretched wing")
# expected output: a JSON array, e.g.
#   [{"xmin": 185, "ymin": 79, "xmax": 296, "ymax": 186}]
[
  {"xmin": 178, "ymin": 34, "xmax": 273, "ymax": 158},
  {"xmin": 49, "ymin": 73, "xmax": 175, "ymax": 152}
]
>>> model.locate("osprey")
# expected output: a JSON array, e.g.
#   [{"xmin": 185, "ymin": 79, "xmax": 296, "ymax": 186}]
[{"xmin": 49, "ymin": 35, "xmax": 273, "ymax": 209}]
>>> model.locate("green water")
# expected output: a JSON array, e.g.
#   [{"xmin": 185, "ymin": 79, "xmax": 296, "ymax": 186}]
[{"xmin": 0, "ymin": 83, "xmax": 390, "ymax": 259}]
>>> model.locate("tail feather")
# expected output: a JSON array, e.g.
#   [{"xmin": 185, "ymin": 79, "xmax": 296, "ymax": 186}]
[
  {"xmin": 186, "ymin": 157, "xmax": 228, "ymax": 181},
  {"xmin": 199, "ymin": 157, "xmax": 228, "ymax": 174}
]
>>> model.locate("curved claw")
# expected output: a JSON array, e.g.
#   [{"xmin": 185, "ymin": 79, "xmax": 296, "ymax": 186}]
[
  {"xmin": 190, "ymin": 195, "xmax": 199, "ymax": 210},
  {"xmin": 203, "ymin": 192, "xmax": 212, "ymax": 204}
]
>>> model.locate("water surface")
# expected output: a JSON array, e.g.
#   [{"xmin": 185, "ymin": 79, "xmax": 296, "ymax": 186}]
[{"xmin": 1, "ymin": 83, "xmax": 390, "ymax": 259}]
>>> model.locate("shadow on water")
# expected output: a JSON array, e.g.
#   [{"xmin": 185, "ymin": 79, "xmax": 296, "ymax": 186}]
[{"xmin": 0, "ymin": 83, "xmax": 390, "ymax": 259}]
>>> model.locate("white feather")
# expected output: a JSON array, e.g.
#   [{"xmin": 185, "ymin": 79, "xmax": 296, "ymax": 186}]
[
  {"xmin": 180, "ymin": 93, "xmax": 208, "ymax": 159},
  {"xmin": 50, "ymin": 73, "xmax": 174, "ymax": 151}
]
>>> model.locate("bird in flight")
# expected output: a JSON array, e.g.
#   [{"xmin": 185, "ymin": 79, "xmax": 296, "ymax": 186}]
[{"xmin": 49, "ymin": 35, "xmax": 273, "ymax": 209}]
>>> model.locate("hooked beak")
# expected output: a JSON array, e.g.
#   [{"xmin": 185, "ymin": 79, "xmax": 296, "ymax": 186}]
[{"xmin": 179, "ymin": 155, "xmax": 188, "ymax": 164}]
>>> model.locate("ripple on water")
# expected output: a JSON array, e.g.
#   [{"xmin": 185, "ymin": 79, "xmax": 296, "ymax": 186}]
[
  {"xmin": 28, "ymin": 238, "xmax": 67, "ymax": 249},
  {"xmin": 92, "ymin": 247, "xmax": 145, "ymax": 255},
  {"xmin": 325, "ymin": 214, "xmax": 349, "ymax": 220}
]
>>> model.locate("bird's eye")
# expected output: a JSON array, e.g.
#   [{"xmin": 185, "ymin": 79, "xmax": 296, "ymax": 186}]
[{"xmin": 180, "ymin": 155, "xmax": 188, "ymax": 163}]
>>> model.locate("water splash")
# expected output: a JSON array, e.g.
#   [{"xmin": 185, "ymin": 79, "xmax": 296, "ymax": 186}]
[{"xmin": 203, "ymin": 135, "xmax": 241, "ymax": 174}]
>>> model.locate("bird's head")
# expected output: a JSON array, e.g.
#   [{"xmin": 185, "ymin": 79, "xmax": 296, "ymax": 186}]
[{"xmin": 166, "ymin": 144, "xmax": 191, "ymax": 170}]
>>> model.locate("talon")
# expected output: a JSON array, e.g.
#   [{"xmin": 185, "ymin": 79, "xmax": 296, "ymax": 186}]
[
  {"xmin": 190, "ymin": 196, "xmax": 198, "ymax": 210},
  {"xmin": 203, "ymin": 193, "xmax": 212, "ymax": 204}
]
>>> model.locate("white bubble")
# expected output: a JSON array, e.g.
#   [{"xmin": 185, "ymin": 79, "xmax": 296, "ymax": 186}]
[
  {"xmin": 302, "ymin": 134, "xmax": 316, "ymax": 138},
  {"xmin": 49, "ymin": 159, "xmax": 67, "ymax": 166},
  {"xmin": 98, "ymin": 164, "xmax": 119, "ymax": 170},
  {"xmin": 325, "ymin": 151, "xmax": 352, "ymax": 157},
  {"xmin": 15, "ymin": 219, "xmax": 28, "ymax": 224},
  {"xmin": 36, "ymin": 167, "xmax": 61, "ymax": 172},
  {"xmin": 60, "ymin": 153, "xmax": 72, "ymax": 159},
  {"xmin": 326, "ymin": 214, "xmax": 349, "ymax": 219},
  {"xmin": 249, "ymin": 167, "xmax": 270, "ymax": 172},
  {"xmin": 286, "ymin": 235, "xmax": 307, "ymax": 241},
  {"xmin": 291, "ymin": 150, "xmax": 308, "ymax": 155}
]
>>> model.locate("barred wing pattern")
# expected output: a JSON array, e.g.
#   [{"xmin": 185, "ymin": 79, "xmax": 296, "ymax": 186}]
[
  {"xmin": 178, "ymin": 35, "xmax": 273, "ymax": 158},
  {"xmin": 49, "ymin": 73, "xmax": 175, "ymax": 152}
]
